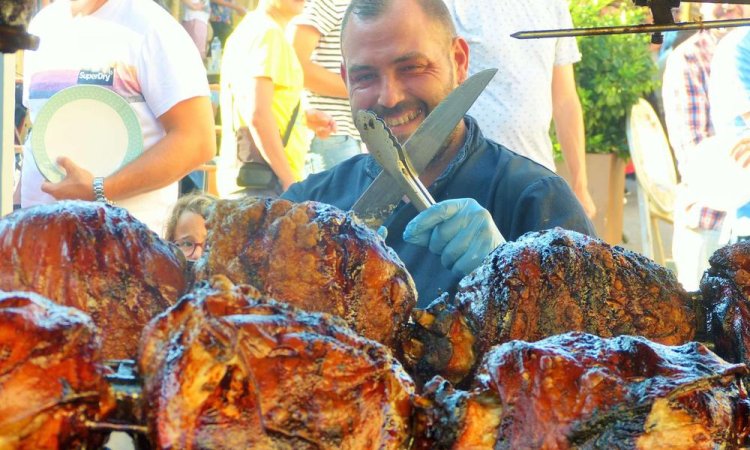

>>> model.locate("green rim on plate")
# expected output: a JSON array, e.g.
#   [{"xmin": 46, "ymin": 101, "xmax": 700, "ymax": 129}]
[{"xmin": 31, "ymin": 84, "xmax": 143, "ymax": 183}]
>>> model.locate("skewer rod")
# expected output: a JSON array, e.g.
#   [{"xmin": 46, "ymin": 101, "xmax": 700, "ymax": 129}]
[{"xmin": 512, "ymin": 18, "xmax": 750, "ymax": 39}]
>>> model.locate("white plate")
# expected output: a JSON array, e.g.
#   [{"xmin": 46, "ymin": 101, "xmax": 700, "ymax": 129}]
[{"xmin": 32, "ymin": 85, "xmax": 143, "ymax": 183}]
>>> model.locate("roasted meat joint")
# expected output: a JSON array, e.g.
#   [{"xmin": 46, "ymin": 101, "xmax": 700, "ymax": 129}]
[
  {"xmin": 404, "ymin": 227, "xmax": 698, "ymax": 386},
  {"xmin": 0, "ymin": 291, "xmax": 114, "ymax": 449},
  {"xmin": 138, "ymin": 275, "xmax": 415, "ymax": 449},
  {"xmin": 4, "ymin": 199, "xmax": 750, "ymax": 449},
  {"xmin": 0, "ymin": 201, "xmax": 187, "ymax": 359},
  {"xmin": 413, "ymin": 332, "xmax": 750, "ymax": 449},
  {"xmin": 194, "ymin": 196, "xmax": 417, "ymax": 351}
]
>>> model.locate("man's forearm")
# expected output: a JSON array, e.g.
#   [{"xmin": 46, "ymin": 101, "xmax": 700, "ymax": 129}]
[
  {"xmin": 104, "ymin": 97, "xmax": 215, "ymax": 200},
  {"xmin": 301, "ymin": 61, "xmax": 348, "ymax": 98},
  {"xmin": 105, "ymin": 132, "xmax": 212, "ymax": 199},
  {"xmin": 291, "ymin": 24, "xmax": 348, "ymax": 98},
  {"xmin": 555, "ymin": 107, "xmax": 586, "ymax": 188},
  {"xmin": 211, "ymin": 0, "xmax": 244, "ymax": 12},
  {"xmin": 552, "ymin": 65, "xmax": 586, "ymax": 189}
]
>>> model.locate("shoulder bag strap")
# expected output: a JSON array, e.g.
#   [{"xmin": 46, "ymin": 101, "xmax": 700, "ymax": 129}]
[{"xmin": 281, "ymin": 101, "xmax": 301, "ymax": 147}]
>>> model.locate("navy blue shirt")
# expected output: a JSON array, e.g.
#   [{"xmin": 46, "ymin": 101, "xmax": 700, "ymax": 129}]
[{"xmin": 284, "ymin": 116, "xmax": 596, "ymax": 306}]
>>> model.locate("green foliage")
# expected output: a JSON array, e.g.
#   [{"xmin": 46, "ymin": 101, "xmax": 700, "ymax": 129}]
[{"xmin": 555, "ymin": 0, "xmax": 658, "ymax": 158}]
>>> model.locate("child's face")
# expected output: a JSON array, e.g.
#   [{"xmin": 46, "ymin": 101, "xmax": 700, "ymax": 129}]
[{"xmin": 173, "ymin": 211, "xmax": 208, "ymax": 261}]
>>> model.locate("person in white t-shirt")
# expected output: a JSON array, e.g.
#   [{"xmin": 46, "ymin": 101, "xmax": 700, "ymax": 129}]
[
  {"xmin": 181, "ymin": 0, "xmax": 211, "ymax": 59},
  {"xmin": 22, "ymin": 0, "xmax": 216, "ymax": 235},
  {"xmin": 444, "ymin": 0, "xmax": 595, "ymax": 218}
]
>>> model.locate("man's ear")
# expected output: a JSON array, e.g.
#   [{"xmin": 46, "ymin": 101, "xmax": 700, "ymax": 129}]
[{"xmin": 452, "ymin": 36, "xmax": 470, "ymax": 84}]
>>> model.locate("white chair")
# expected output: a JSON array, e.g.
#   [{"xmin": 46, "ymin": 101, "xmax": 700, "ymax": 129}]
[{"xmin": 626, "ymin": 98, "xmax": 679, "ymax": 265}]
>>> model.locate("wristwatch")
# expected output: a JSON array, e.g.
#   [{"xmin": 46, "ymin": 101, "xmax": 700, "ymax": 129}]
[{"xmin": 92, "ymin": 177, "xmax": 114, "ymax": 205}]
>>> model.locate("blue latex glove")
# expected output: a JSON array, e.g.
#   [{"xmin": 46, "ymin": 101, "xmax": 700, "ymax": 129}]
[
  {"xmin": 377, "ymin": 225, "xmax": 388, "ymax": 240},
  {"xmin": 403, "ymin": 198, "xmax": 505, "ymax": 275}
]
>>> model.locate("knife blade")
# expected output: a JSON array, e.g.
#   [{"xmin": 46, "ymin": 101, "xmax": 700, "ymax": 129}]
[
  {"xmin": 351, "ymin": 68, "xmax": 497, "ymax": 229},
  {"xmin": 356, "ymin": 111, "xmax": 436, "ymax": 211}
]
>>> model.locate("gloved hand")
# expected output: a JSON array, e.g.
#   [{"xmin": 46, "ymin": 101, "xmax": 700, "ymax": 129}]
[{"xmin": 403, "ymin": 198, "xmax": 505, "ymax": 275}]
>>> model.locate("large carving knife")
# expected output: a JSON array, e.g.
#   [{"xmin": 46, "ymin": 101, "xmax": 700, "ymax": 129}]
[{"xmin": 351, "ymin": 68, "xmax": 497, "ymax": 228}]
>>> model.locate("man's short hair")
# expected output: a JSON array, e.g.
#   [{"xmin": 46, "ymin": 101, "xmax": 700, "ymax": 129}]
[{"xmin": 341, "ymin": 0, "xmax": 457, "ymax": 45}]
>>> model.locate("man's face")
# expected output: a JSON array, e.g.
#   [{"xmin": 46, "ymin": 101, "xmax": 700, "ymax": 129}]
[{"xmin": 341, "ymin": 1, "xmax": 468, "ymax": 144}]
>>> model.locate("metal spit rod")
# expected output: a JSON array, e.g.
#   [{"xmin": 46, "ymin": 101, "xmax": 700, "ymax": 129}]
[{"xmin": 512, "ymin": 17, "xmax": 750, "ymax": 39}]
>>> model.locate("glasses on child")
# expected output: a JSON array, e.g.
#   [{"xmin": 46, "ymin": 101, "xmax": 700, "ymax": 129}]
[{"xmin": 174, "ymin": 238, "xmax": 206, "ymax": 260}]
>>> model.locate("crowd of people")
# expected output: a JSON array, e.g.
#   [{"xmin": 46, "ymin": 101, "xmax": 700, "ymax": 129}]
[
  {"xmin": 21, "ymin": 0, "xmax": 750, "ymax": 301},
  {"xmin": 13, "ymin": 0, "xmax": 598, "ymax": 304}
]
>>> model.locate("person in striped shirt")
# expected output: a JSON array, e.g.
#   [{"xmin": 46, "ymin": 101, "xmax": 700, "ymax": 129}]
[{"xmin": 290, "ymin": 0, "xmax": 363, "ymax": 176}]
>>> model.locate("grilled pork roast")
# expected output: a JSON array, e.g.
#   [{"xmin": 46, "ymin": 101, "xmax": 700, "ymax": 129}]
[
  {"xmin": 701, "ymin": 240, "xmax": 750, "ymax": 366},
  {"xmin": 413, "ymin": 332, "xmax": 750, "ymax": 450},
  {"xmin": 193, "ymin": 197, "xmax": 416, "ymax": 351},
  {"xmin": 404, "ymin": 228, "xmax": 696, "ymax": 385},
  {"xmin": 0, "ymin": 291, "xmax": 114, "ymax": 449},
  {"xmin": 0, "ymin": 201, "xmax": 186, "ymax": 359},
  {"xmin": 138, "ymin": 275, "xmax": 415, "ymax": 449}
]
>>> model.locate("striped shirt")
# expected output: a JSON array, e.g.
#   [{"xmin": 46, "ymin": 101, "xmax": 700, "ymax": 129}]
[{"xmin": 293, "ymin": 0, "xmax": 358, "ymax": 139}]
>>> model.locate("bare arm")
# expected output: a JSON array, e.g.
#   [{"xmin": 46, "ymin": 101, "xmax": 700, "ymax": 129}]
[
  {"xmin": 290, "ymin": 24, "xmax": 348, "ymax": 98},
  {"xmin": 211, "ymin": 0, "xmax": 246, "ymax": 15},
  {"xmin": 41, "ymin": 96, "xmax": 216, "ymax": 200},
  {"xmin": 552, "ymin": 63, "xmax": 596, "ymax": 219},
  {"xmin": 246, "ymin": 77, "xmax": 297, "ymax": 190}
]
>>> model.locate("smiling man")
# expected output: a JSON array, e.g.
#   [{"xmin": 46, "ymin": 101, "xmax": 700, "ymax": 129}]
[{"xmin": 283, "ymin": 0, "xmax": 595, "ymax": 306}]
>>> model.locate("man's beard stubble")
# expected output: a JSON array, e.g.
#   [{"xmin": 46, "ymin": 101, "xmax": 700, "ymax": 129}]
[{"xmin": 353, "ymin": 66, "xmax": 463, "ymax": 170}]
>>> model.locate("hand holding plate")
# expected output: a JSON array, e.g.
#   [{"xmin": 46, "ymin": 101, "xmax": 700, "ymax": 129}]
[{"xmin": 40, "ymin": 156, "xmax": 96, "ymax": 201}]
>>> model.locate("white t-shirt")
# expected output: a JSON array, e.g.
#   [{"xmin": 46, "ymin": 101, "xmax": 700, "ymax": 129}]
[
  {"xmin": 23, "ymin": 0, "xmax": 209, "ymax": 235},
  {"xmin": 444, "ymin": 0, "xmax": 581, "ymax": 171}
]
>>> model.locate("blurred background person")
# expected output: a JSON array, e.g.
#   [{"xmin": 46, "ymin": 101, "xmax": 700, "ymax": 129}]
[
  {"xmin": 21, "ymin": 0, "xmax": 215, "ymax": 235},
  {"xmin": 443, "ymin": 0, "xmax": 596, "ymax": 219},
  {"xmin": 217, "ymin": 0, "xmax": 313, "ymax": 197},
  {"xmin": 290, "ymin": 0, "xmax": 363, "ymax": 176},
  {"xmin": 210, "ymin": 0, "xmax": 247, "ymax": 46},
  {"xmin": 662, "ymin": 2, "xmax": 746, "ymax": 290},
  {"xmin": 181, "ymin": 0, "xmax": 211, "ymax": 59}
]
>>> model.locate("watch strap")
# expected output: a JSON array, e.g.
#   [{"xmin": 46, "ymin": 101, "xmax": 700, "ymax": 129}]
[{"xmin": 93, "ymin": 177, "xmax": 114, "ymax": 205}]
